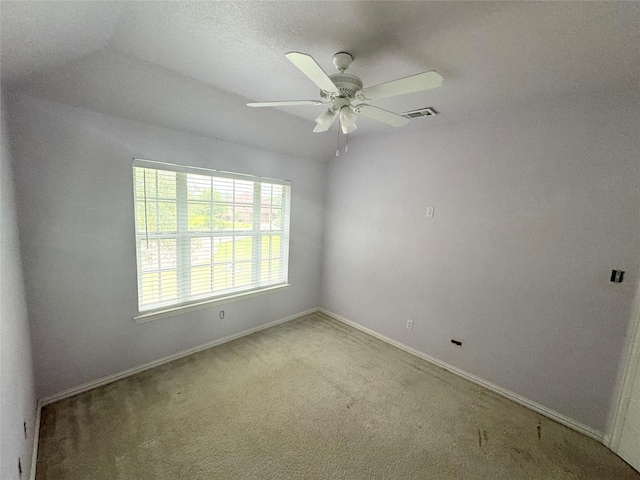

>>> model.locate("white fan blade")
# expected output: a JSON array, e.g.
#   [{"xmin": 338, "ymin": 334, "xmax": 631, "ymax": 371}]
[
  {"xmin": 313, "ymin": 109, "xmax": 338, "ymax": 133},
  {"xmin": 360, "ymin": 71, "xmax": 443, "ymax": 101},
  {"xmin": 285, "ymin": 52, "xmax": 339, "ymax": 95},
  {"xmin": 247, "ymin": 100, "xmax": 324, "ymax": 107},
  {"xmin": 357, "ymin": 104, "xmax": 409, "ymax": 127}
]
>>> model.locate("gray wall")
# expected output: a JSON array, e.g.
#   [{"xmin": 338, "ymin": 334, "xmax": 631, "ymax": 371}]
[
  {"xmin": 321, "ymin": 92, "xmax": 640, "ymax": 433},
  {"xmin": 1, "ymin": 93, "xmax": 37, "ymax": 479},
  {"xmin": 6, "ymin": 86, "xmax": 639, "ymax": 439},
  {"xmin": 7, "ymin": 93, "xmax": 326, "ymax": 399}
]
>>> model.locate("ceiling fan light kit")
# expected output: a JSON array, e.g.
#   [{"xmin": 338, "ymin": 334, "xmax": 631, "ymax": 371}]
[
  {"xmin": 339, "ymin": 106, "xmax": 357, "ymax": 134},
  {"xmin": 247, "ymin": 51, "xmax": 443, "ymax": 135},
  {"xmin": 313, "ymin": 109, "xmax": 338, "ymax": 133}
]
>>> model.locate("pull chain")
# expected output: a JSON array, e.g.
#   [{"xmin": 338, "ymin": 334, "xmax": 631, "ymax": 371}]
[
  {"xmin": 336, "ymin": 126, "xmax": 340, "ymax": 156},
  {"xmin": 345, "ymin": 133, "xmax": 349, "ymax": 153}
]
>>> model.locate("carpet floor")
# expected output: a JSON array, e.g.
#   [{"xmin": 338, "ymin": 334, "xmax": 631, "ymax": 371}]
[{"xmin": 36, "ymin": 312, "xmax": 639, "ymax": 479}]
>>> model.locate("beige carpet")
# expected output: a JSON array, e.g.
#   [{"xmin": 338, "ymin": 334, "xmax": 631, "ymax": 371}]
[{"xmin": 36, "ymin": 312, "xmax": 639, "ymax": 479}]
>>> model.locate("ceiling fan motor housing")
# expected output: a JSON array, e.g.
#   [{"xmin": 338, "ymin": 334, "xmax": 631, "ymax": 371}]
[{"xmin": 322, "ymin": 73, "xmax": 363, "ymax": 100}]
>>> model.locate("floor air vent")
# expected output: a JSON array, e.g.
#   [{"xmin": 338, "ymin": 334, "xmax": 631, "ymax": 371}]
[{"xmin": 402, "ymin": 107, "xmax": 437, "ymax": 119}]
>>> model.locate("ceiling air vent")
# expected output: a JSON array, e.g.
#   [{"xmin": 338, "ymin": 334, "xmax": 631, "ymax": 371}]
[{"xmin": 401, "ymin": 107, "xmax": 437, "ymax": 119}]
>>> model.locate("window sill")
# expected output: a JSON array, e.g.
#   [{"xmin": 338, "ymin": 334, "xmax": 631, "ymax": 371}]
[{"xmin": 133, "ymin": 284, "xmax": 290, "ymax": 324}]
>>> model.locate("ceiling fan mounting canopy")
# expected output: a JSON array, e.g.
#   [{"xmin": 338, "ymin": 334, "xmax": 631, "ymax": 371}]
[
  {"xmin": 332, "ymin": 52, "xmax": 353, "ymax": 72},
  {"xmin": 326, "ymin": 52, "xmax": 363, "ymax": 99},
  {"xmin": 247, "ymin": 51, "xmax": 443, "ymax": 134}
]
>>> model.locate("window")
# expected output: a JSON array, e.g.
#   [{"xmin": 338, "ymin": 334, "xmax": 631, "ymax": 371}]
[{"xmin": 133, "ymin": 159, "xmax": 290, "ymax": 314}]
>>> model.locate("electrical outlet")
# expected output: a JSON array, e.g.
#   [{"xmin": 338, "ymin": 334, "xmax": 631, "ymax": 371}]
[
  {"xmin": 406, "ymin": 319, "xmax": 414, "ymax": 330},
  {"xmin": 426, "ymin": 206, "xmax": 435, "ymax": 218},
  {"xmin": 219, "ymin": 310, "xmax": 225, "ymax": 319},
  {"xmin": 611, "ymin": 270, "xmax": 624, "ymax": 283}
]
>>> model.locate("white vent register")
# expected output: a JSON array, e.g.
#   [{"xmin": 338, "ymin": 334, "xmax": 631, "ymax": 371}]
[{"xmin": 402, "ymin": 107, "xmax": 437, "ymax": 119}]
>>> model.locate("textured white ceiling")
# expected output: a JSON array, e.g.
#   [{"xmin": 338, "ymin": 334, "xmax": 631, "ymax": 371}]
[
  {"xmin": 0, "ymin": 1, "xmax": 124, "ymax": 82},
  {"xmin": 111, "ymin": 1, "xmax": 640, "ymax": 113},
  {"xmin": 2, "ymin": 1, "xmax": 639, "ymax": 161}
]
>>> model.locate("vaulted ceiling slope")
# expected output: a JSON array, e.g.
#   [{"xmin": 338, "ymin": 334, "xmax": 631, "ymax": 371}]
[{"xmin": 2, "ymin": 1, "xmax": 639, "ymax": 161}]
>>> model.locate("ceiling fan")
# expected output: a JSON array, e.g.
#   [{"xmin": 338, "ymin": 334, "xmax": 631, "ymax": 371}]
[{"xmin": 247, "ymin": 52, "xmax": 443, "ymax": 134}]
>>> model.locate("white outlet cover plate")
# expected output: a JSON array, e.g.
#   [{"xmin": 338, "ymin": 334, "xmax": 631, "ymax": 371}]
[{"xmin": 426, "ymin": 206, "xmax": 435, "ymax": 217}]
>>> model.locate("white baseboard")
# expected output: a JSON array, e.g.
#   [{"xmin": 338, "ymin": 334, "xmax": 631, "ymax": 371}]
[
  {"xmin": 319, "ymin": 308, "xmax": 605, "ymax": 443},
  {"xmin": 32, "ymin": 305, "xmax": 607, "ymax": 479},
  {"xmin": 39, "ymin": 307, "xmax": 319, "ymax": 407}
]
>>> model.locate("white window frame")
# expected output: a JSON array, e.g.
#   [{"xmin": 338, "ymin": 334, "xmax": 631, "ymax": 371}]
[{"xmin": 132, "ymin": 159, "xmax": 291, "ymax": 323}]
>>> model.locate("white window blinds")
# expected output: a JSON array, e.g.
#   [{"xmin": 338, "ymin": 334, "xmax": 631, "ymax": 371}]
[{"xmin": 133, "ymin": 159, "xmax": 291, "ymax": 313}]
